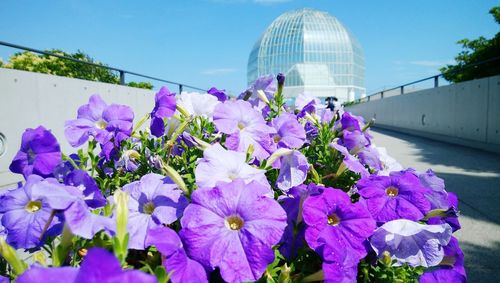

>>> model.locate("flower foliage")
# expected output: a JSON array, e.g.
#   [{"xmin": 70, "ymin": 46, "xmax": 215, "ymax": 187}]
[{"xmin": 0, "ymin": 74, "xmax": 466, "ymax": 283}]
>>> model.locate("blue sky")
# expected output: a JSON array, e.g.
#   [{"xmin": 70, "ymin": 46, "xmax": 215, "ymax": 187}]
[{"xmin": 0, "ymin": 0, "xmax": 498, "ymax": 95}]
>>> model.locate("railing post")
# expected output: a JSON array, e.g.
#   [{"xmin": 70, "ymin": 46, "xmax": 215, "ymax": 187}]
[
  {"xmin": 380, "ymin": 91, "xmax": 384, "ymax": 99},
  {"xmin": 119, "ymin": 71, "xmax": 125, "ymax": 85},
  {"xmin": 179, "ymin": 84, "xmax": 183, "ymax": 94},
  {"xmin": 434, "ymin": 76, "xmax": 439, "ymax": 88},
  {"xmin": 400, "ymin": 86, "xmax": 404, "ymax": 94}
]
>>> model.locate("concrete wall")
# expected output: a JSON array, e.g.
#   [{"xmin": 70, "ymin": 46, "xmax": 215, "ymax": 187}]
[
  {"xmin": 0, "ymin": 68, "xmax": 155, "ymax": 187},
  {"xmin": 346, "ymin": 74, "xmax": 500, "ymax": 153}
]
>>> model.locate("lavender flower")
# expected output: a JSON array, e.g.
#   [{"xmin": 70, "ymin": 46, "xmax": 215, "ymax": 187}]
[
  {"xmin": 240, "ymin": 75, "xmax": 276, "ymax": 110},
  {"xmin": 16, "ymin": 248, "xmax": 157, "ymax": 283},
  {"xmin": 195, "ymin": 143, "xmax": 270, "ymax": 189},
  {"xmin": 63, "ymin": 169, "xmax": 106, "ymax": 208},
  {"xmin": 146, "ymin": 226, "xmax": 208, "ymax": 283},
  {"xmin": 64, "ymin": 94, "xmax": 134, "ymax": 147},
  {"xmin": 270, "ymin": 113, "xmax": 306, "ymax": 149},
  {"xmin": 122, "ymin": 173, "xmax": 188, "ymax": 249},
  {"xmin": 419, "ymin": 269, "xmax": 466, "ymax": 283},
  {"xmin": 213, "ymin": 100, "xmax": 275, "ymax": 160},
  {"xmin": 9, "ymin": 126, "xmax": 61, "ymax": 178},
  {"xmin": 0, "ymin": 175, "xmax": 77, "ymax": 249},
  {"xmin": 180, "ymin": 179, "xmax": 287, "ymax": 283},
  {"xmin": 322, "ymin": 248, "xmax": 359, "ymax": 283},
  {"xmin": 341, "ymin": 130, "xmax": 369, "ymax": 154},
  {"xmin": 330, "ymin": 143, "xmax": 369, "ymax": 178},
  {"xmin": 358, "ymin": 146, "xmax": 383, "ymax": 172},
  {"xmin": 370, "ymin": 219, "xmax": 452, "ymax": 267},
  {"xmin": 275, "ymin": 150, "xmax": 309, "ymax": 192},
  {"xmin": 302, "ymin": 187, "xmax": 376, "ymax": 262},
  {"xmin": 150, "ymin": 87, "xmax": 176, "ymax": 137},
  {"xmin": 356, "ymin": 172, "xmax": 432, "ymax": 224}
]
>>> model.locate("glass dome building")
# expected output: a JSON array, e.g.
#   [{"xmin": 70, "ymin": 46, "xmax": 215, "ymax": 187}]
[{"xmin": 247, "ymin": 8, "xmax": 365, "ymax": 102}]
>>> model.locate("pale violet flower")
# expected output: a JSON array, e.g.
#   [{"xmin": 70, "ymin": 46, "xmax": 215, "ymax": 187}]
[
  {"xmin": 177, "ymin": 92, "xmax": 220, "ymax": 118},
  {"xmin": 195, "ymin": 143, "xmax": 270, "ymax": 189},
  {"xmin": 375, "ymin": 146, "xmax": 403, "ymax": 176},
  {"xmin": 370, "ymin": 219, "xmax": 452, "ymax": 268},
  {"xmin": 294, "ymin": 93, "xmax": 322, "ymax": 111}
]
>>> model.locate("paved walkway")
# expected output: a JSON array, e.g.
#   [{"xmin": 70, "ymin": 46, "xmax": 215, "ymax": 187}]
[{"xmin": 370, "ymin": 128, "xmax": 500, "ymax": 282}]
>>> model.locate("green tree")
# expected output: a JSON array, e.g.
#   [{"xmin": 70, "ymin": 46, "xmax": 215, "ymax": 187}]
[
  {"xmin": 2, "ymin": 49, "xmax": 153, "ymax": 89},
  {"xmin": 440, "ymin": 6, "xmax": 500, "ymax": 83}
]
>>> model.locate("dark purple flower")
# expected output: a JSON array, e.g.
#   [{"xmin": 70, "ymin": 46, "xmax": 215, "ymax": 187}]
[
  {"xmin": 180, "ymin": 179, "xmax": 287, "ymax": 283},
  {"xmin": 63, "ymin": 169, "xmax": 105, "ymax": 208},
  {"xmin": 337, "ymin": 112, "xmax": 364, "ymax": 132},
  {"xmin": 331, "ymin": 143, "xmax": 369, "ymax": 178},
  {"xmin": 419, "ymin": 268, "xmax": 466, "ymax": 283},
  {"xmin": 279, "ymin": 184, "xmax": 320, "ymax": 259},
  {"xmin": 16, "ymin": 247, "xmax": 157, "ymax": 283},
  {"xmin": 0, "ymin": 175, "xmax": 77, "ymax": 249},
  {"xmin": 213, "ymin": 100, "xmax": 275, "ymax": 160},
  {"xmin": 357, "ymin": 172, "xmax": 432, "ymax": 224},
  {"xmin": 150, "ymin": 87, "xmax": 176, "ymax": 137},
  {"xmin": 122, "ymin": 173, "xmax": 188, "ymax": 249},
  {"xmin": 207, "ymin": 87, "xmax": 227, "ymax": 102},
  {"xmin": 302, "ymin": 188, "xmax": 376, "ymax": 262},
  {"xmin": 370, "ymin": 219, "xmax": 452, "ymax": 267},
  {"xmin": 427, "ymin": 192, "xmax": 461, "ymax": 232},
  {"xmin": 270, "ymin": 113, "xmax": 306, "ymax": 149},
  {"xmin": 277, "ymin": 73, "xmax": 285, "ymax": 86},
  {"xmin": 146, "ymin": 226, "xmax": 208, "ymax": 283},
  {"xmin": 322, "ymin": 247, "xmax": 359, "ymax": 283},
  {"xmin": 65, "ymin": 95, "xmax": 134, "ymax": 147},
  {"xmin": 9, "ymin": 126, "xmax": 61, "ymax": 178}
]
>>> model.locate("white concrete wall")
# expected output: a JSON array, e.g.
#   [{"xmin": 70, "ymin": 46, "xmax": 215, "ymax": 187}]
[
  {"xmin": 0, "ymin": 68, "xmax": 155, "ymax": 187},
  {"xmin": 345, "ymin": 75, "xmax": 500, "ymax": 153}
]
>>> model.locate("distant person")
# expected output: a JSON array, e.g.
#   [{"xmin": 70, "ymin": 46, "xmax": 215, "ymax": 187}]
[{"xmin": 325, "ymin": 96, "xmax": 337, "ymax": 111}]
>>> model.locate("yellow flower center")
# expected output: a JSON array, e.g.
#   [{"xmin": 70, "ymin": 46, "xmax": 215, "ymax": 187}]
[
  {"xmin": 25, "ymin": 200, "xmax": 42, "ymax": 213},
  {"xmin": 95, "ymin": 120, "xmax": 107, "ymax": 130},
  {"xmin": 273, "ymin": 134, "xmax": 281, "ymax": 143},
  {"xmin": 225, "ymin": 215, "xmax": 244, "ymax": 231},
  {"xmin": 143, "ymin": 202, "xmax": 155, "ymax": 215},
  {"xmin": 386, "ymin": 186, "xmax": 399, "ymax": 197},
  {"xmin": 327, "ymin": 213, "xmax": 341, "ymax": 226},
  {"xmin": 237, "ymin": 122, "xmax": 246, "ymax": 130}
]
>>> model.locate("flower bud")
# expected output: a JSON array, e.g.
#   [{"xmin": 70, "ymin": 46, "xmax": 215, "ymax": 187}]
[
  {"xmin": 267, "ymin": 148, "xmax": 293, "ymax": 166},
  {"xmin": 256, "ymin": 89, "xmax": 270, "ymax": 104},
  {"xmin": 0, "ymin": 237, "xmax": 27, "ymax": 275},
  {"xmin": 114, "ymin": 189, "xmax": 129, "ymax": 242}
]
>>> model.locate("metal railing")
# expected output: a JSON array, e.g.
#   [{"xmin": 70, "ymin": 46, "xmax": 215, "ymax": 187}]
[
  {"xmin": 0, "ymin": 40, "xmax": 206, "ymax": 93},
  {"xmin": 355, "ymin": 55, "xmax": 500, "ymax": 104}
]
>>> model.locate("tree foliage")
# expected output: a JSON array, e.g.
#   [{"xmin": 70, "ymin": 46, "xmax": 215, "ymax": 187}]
[
  {"xmin": 2, "ymin": 49, "xmax": 153, "ymax": 89},
  {"xmin": 440, "ymin": 6, "xmax": 500, "ymax": 83}
]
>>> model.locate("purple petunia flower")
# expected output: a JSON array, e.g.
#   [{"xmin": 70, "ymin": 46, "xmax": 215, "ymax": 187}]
[
  {"xmin": 337, "ymin": 112, "xmax": 364, "ymax": 132},
  {"xmin": 330, "ymin": 143, "xmax": 369, "ymax": 178},
  {"xmin": 146, "ymin": 226, "xmax": 208, "ymax": 283},
  {"xmin": 9, "ymin": 126, "xmax": 62, "ymax": 179},
  {"xmin": 63, "ymin": 169, "xmax": 106, "ymax": 209},
  {"xmin": 122, "ymin": 173, "xmax": 188, "ymax": 250},
  {"xmin": 16, "ymin": 247, "xmax": 157, "ymax": 283},
  {"xmin": 340, "ymin": 130, "xmax": 369, "ymax": 154},
  {"xmin": 418, "ymin": 169, "xmax": 449, "ymax": 210},
  {"xmin": 177, "ymin": 92, "xmax": 220, "ymax": 119},
  {"xmin": 207, "ymin": 87, "xmax": 227, "ymax": 102},
  {"xmin": 0, "ymin": 175, "xmax": 77, "ymax": 249},
  {"xmin": 358, "ymin": 146, "xmax": 383, "ymax": 172},
  {"xmin": 240, "ymin": 75, "xmax": 276, "ymax": 110},
  {"xmin": 195, "ymin": 143, "xmax": 270, "ymax": 189},
  {"xmin": 419, "ymin": 268, "xmax": 466, "ymax": 283},
  {"xmin": 427, "ymin": 192, "xmax": 461, "ymax": 232},
  {"xmin": 279, "ymin": 184, "xmax": 321, "ymax": 259},
  {"xmin": 302, "ymin": 187, "xmax": 376, "ymax": 262},
  {"xmin": 322, "ymin": 247, "xmax": 359, "ymax": 283},
  {"xmin": 370, "ymin": 219, "xmax": 452, "ymax": 267},
  {"xmin": 213, "ymin": 100, "xmax": 275, "ymax": 160},
  {"xmin": 270, "ymin": 113, "xmax": 306, "ymax": 149},
  {"xmin": 64, "ymin": 94, "xmax": 134, "ymax": 147},
  {"xmin": 356, "ymin": 172, "xmax": 432, "ymax": 224},
  {"xmin": 180, "ymin": 179, "xmax": 287, "ymax": 283},
  {"xmin": 419, "ymin": 236, "xmax": 467, "ymax": 282},
  {"xmin": 275, "ymin": 150, "xmax": 309, "ymax": 192},
  {"xmin": 150, "ymin": 87, "xmax": 176, "ymax": 137}
]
